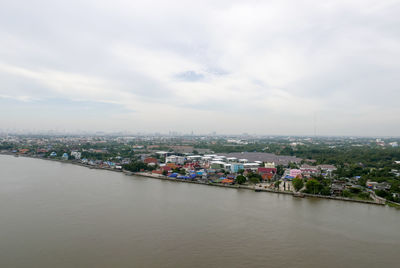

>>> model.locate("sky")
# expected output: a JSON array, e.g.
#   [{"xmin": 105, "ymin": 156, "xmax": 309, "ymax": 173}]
[{"xmin": 1, "ymin": 0, "xmax": 400, "ymax": 136}]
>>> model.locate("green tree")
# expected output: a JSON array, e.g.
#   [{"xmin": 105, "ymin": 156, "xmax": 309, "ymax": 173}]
[
  {"xmin": 122, "ymin": 161, "xmax": 150, "ymax": 172},
  {"xmin": 236, "ymin": 175, "xmax": 246, "ymax": 184},
  {"xmin": 276, "ymin": 165, "xmax": 284, "ymax": 176},
  {"xmin": 274, "ymin": 181, "xmax": 282, "ymax": 189},
  {"xmin": 342, "ymin": 189, "xmax": 352, "ymax": 198},
  {"xmin": 249, "ymin": 177, "xmax": 260, "ymax": 184},
  {"xmin": 292, "ymin": 178, "xmax": 304, "ymax": 192},
  {"xmin": 320, "ymin": 186, "xmax": 331, "ymax": 196},
  {"xmin": 305, "ymin": 179, "xmax": 322, "ymax": 194}
]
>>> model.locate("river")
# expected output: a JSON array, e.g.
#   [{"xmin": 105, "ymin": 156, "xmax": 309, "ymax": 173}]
[{"xmin": 0, "ymin": 155, "xmax": 399, "ymax": 267}]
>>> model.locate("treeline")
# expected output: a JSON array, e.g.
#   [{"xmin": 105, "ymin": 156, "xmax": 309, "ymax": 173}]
[
  {"xmin": 122, "ymin": 161, "xmax": 155, "ymax": 172},
  {"xmin": 292, "ymin": 145, "xmax": 400, "ymax": 167}
]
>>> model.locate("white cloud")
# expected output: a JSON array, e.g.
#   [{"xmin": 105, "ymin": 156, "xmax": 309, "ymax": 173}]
[{"xmin": 0, "ymin": 0, "xmax": 399, "ymax": 135}]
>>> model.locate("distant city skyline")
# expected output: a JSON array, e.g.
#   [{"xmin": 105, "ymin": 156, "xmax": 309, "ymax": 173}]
[{"xmin": 1, "ymin": 0, "xmax": 400, "ymax": 136}]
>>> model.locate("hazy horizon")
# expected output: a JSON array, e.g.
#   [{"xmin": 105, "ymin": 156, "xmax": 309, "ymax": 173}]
[{"xmin": 1, "ymin": 0, "xmax": 400, "ymax": 136}]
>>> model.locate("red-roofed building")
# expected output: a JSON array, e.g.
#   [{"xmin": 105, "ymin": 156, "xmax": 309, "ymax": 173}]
[
  {"xmin": 257, "ymin": 167, "xmax": 277, "ymax": 174},
  {"xmin": 18, "ymin": 149, "xmax": 29, "ymax": 154},
  {"xmin": 144, "ymin": 157, "xmax": 158, "ymax": 164},
  {"xmin": 160, "ymin": 166, "xmax": 172, "ymax": 172},
  {"xmin": 221, "ymin": 178, "xmax": 234, "ymax": 184},
  {"xmin": 261, "ymin": 173, "xmax": 274, "ymax": 181}
]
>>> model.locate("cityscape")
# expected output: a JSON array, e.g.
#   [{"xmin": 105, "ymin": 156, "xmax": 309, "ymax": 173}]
[
  {"xmin": 2, "ymin": 134, "xmax": 400, "ymax": 206},
  {"xmin": 1, "ymin": 0, "xmax": 400, "ymax": 267}
]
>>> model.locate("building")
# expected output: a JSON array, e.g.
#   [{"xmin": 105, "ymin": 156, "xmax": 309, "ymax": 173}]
[
  {"xmin": 230, "ymin": 163, "xmax": 244, "ymax": 173},
  {"xmin": 258, "ymin": 167, "xmax": 277, "ymax": 175},
  {"xmin": 61, "ymin": 153, "xmax": 69, "ymax": 160},
  {"xmin": 289, "ymin": 169, "xmax": 302, "ymax": 178},
  {"xmin": 166, "ymin": 155, "xmax": 185, "ymax": 165},
  {"xmin": 300, "ymin": 165, "xmax": 319, "ymax": 177},
  {"xmin": 318, "ymin": 164, "xmax": 337, "ymax": 173},
  {"xmin": 264, "ymin": 162, "xmax": 276, "ymax": 168},
  {"xmin": 144, "ymin": 157, "xmax": 158, "ymax": 165},
  {"xmin": 71, "ymin": 151, "xmax": 81, "ymax": 160}
]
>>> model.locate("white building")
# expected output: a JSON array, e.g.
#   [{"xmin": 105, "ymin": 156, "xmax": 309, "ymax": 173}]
[
  {"xmin": 166, "ymin": 155, "xmax": 185, "ymax": 165},
  {"xmin": 265, "ymin": 162, "xmax": 275, "ymax": 168},
  {"xmin": 71, "ymin": 151, "xmax": 81, "ymax": 160}
]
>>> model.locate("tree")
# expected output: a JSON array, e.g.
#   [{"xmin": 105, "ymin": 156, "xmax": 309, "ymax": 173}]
[
  {"xmin": 320, "ymin": 187, "xmax": 331, "ymax": 196},
  {"xmin": 342, "ymin": 189, "xmax": 352, "ymax": 198},
  {"xmin": 305, "ymin": 179, "xmax": 322, "ymax": 194},
  {"xmin": 274, "ymin": 181, "xmax": 281, "ymax": 189},
  {"xmin": 236, "ymin": 175, "xmax": 246, "ymax": 184},
  {"xmin": 249, "ymin": 177, "xmax": 260, "ymax": 184},
  {"xmin": 162, "ymin": 170, "xmax": 168, "ymax": 176},
  {"xmin": 292, "ymin": 178, "xmax": 304, "ymax": 192},
  {"xmin": 122, "ymin": 161, "xmax": 149, "ymax": 172},
  {"xmin": 276, "ymin": 165, "xmax": 284, "ymax": 176},
  {"xmin": 237, "ymin": 169, "xmax": 245, "ymax": 175}
]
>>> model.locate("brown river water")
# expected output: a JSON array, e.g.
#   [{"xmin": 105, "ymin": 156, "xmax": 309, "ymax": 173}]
[{"xmin": 0, "ymin": 155, "xmax": 399, "ymax": 268}]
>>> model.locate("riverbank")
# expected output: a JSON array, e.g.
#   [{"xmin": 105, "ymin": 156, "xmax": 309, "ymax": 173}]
[
  {"xmin": 0, "ymin": 153, "xmax": 386, "ymax": 206},
  {"xmin": 0, "ymin": 152, "xmax": 124, "ymax": 173},
  {"xmin": 132, "ymin": 172, "xmax": 384, "ymax": 206}
]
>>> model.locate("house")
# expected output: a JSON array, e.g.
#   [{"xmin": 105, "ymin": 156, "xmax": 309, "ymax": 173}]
[
  {"xmin": 318, "ymin": 164, "xmax": 337, "ymax": 176},
  {"xmin": 264, "ymin": 162, "xmax": 275, "ymax": 168},
  {"xmin": 166, "ymin": 155, "xmax": 185, "ymax": 165},
  {"xmin": 71, "ymin": 151, "xmax": 81, "ymax": 160},
  {"xmin": 18, "ymin": 149, "xmax": 29, "ymax": 154},
  {"xmin": 300, "ymin": 165, "xmax": 319, "ymax": 177},
  {"xmin": 289, "ymin": 169, "xmax": 302, "ymax": 178},
  {"xmin": 257, "ymin": 167, "xmax": 277, "ymax": 175},
  {"xmin": 144, "ymin": 157, "xmax": 158, "ymax": 165},
  {"xmin": 261, "ymin": 173, "xmax": 274, "ymax": 181},
  {"xmin": 221, "ymin": 178, "xmax": 234, "ymax": 184},
  {"xmin": 230, "ymin": 163, "xmax": 244, "ymax": 173},
  {"xmin": 160, "ymin": 166, "xmax": 172, "ymax": 172},
  {"xmin": 61, "ymin": 153, "xmax": 69, "ymax": 160},
  {"xmin": 331, "ymin": 184, "xmax": 345, "ymax": 196}
]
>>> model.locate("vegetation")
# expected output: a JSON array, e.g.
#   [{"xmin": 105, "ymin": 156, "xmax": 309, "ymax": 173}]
[
  {"xmin": 304, "ymin": 179, "xmax": 322, "ymax": 194},
  {"xmin": 123, "ymin": 162, "xmax": 153, "ymax": 172},
  {"xmin": 249, "ymin": 177, "xmax": 261, "ymax": 184},
  {"xmin": 292, "ymin": 178, "xmax": 304, "ymax": 192},
  {"xmin": 236, "ymin": 175, "xmax": 246, "ymax": 184}
]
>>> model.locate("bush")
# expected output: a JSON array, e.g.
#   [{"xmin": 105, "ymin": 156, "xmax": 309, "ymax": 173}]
[
  {"xmin": 358, "ymin": 192, "xmax": 370, "ymax": 200},
  {"xmin": 342, "ymin": 190, "xmax": 352, "ymax": 198},
  {"xmin": 292, "ymin": 178, "xmax": 304, "ymax": 192},
  {"xmin": 236, "ymin": 175, "xmax": 246, "ymax": 184},
  {"xmin": 249, "ymin": 177, "xmax": 260, "ymax": 184}
]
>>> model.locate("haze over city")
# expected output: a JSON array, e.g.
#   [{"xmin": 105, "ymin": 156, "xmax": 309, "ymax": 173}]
[{"xmin": 1, "ymin": 0, "xmax": 400, "ymax": 135}]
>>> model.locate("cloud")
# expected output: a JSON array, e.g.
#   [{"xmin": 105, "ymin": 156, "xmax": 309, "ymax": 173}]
[
  {"xmin": 175, "ymin": 71, "xmax": 205, "ymax": 82},
  {"xmin": 0, "ymin": 0, "xmax": 399, "ymax": 135}
]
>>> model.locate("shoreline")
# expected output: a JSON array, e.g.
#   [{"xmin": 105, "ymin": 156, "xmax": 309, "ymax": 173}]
[
  {"xmin": 132, "ymin": 172, "xmax": 384, "ymax": 206},
  {"xmin": 0, "ymin": 153, "xmax": 385, "ymax": 206}
]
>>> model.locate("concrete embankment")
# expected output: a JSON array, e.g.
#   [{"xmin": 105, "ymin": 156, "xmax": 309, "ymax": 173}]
[
  {"xmin": 132, "ymin": 172, "xmax": 384, "ymax": 206},
  {"xmin": 132, "ymin": 172, "xmax": 254, "ymax": 190}
]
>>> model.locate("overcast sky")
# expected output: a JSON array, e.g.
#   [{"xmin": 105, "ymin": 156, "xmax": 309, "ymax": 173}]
[{"xmin": 1, "ymin": 0, "xmax": 399, "ymax": 135}]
